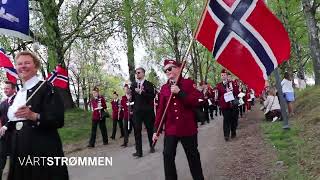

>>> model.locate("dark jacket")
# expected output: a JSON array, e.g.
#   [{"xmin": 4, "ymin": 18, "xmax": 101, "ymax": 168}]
[
  {"xmin": 7, "ymin": 81, "xmax": 69, "ymax": 180},
  {"xmin": 131, "ymin": 80, "xmax": 155, "ymax": 112}
]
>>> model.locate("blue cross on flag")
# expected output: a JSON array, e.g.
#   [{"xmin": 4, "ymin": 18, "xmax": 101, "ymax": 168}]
[{"xmin": 0, "ymin": 0, "xmax": 31, "ymax": 40}]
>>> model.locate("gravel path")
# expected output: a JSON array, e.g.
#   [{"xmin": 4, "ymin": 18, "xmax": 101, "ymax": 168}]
[
  {"xmin": 2, "ymin": 107, "xmax": 277, "ymax": 180},
  {"xmin": 68, "ymin": 107, "xmax": 276, "ymax": 180}
]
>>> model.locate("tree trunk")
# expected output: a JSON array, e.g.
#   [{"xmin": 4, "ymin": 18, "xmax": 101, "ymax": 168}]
[
  {"xmin": 302, "ymin": 0, "xmax": 320, "ymax": 85},
  {"xmin": 124, "ymin": 0, "xmax": 136, "ymax": 83},
  {"xmin": 82, "ymin": 78, "xmax": 88, "ymax": 111}
]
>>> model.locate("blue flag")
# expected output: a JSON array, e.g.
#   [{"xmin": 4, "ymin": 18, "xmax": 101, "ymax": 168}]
[{"xmin": 0, "ymin": 0, "xmax": 31, "ymax": 40}]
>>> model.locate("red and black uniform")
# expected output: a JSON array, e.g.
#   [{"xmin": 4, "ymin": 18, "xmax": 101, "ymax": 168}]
[
  {"xmin": 89, "ymin": 96, "xmax": 108, "ymax": 146},
  {"xmin": 201, "ymin": 87, "xmax": 210, "ymax": 124},
  {"xmin": 155, "ymin": 78, "xmax": 204, "ymax": 180},
  {"xmin": 207, "ymin": 86, "xmax": 216, "ymax": 119},
  {"xmin": 110, "ymin": 99, "xmax": 124, "ymax": 139},
  {"xmin": 120, "ymin": 95, "xmax": 134, "ymax": 146},
  {"xmin": 216, "ymin": 81, "xmax": 239, "ymax": 140}
]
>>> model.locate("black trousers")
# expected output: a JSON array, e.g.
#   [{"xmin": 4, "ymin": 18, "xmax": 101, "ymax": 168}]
[
  {"xmin": 89, "ymin": 119, "xmax": 108, "ymax": 146},
  {"xmin": 0, "ymin": 138, "xmax": 8, "ymax": 180},
  {"xmin": 203, "ymin": 104, "xmax": 210, "ymax": 123},
  {"xmin": 123, "ymin": 118, "xmax": 134, "ymax": 145},
  {"xmin": 111, "ymin": 119, "xmax": 124, "ymax": 138},
  {"xmin": 133, "ymin": 110, "xmax": 155, "ymax": 155},
  {"xmin": 208, "ymin": 105, "xmax": 214, "ymax": 119},
  {"xmin": 163, "ymin": 135, "xmax": 204, "ymax": 180},
  {"xmin": 239, "ymin": 104, "xmax": 246, "ymax": 117},
  {"xmin": 222, "ymin": 109, "xmax": 237, "ymax": 138}
]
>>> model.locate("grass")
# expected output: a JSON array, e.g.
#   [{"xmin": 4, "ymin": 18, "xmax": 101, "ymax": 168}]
[
  {"xmin": 58, "ymin": 108, "xmax": 113, "ymax": 144},
  {"xmin": 261, "ymin": 86, "xmax": 320, "ymax": 180}
]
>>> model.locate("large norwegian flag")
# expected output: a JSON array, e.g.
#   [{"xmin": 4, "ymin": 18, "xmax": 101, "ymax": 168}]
[
  {"xmin": 195, "ymin": 0, "xmax": 291, "ymax": 93},
  {"xmin": 0, "ymin": 48, "xmax": 18, "ymax": 84},
  {"xmin": 46, "ymin": 65, "xmax": 69, "ymax": 89}
]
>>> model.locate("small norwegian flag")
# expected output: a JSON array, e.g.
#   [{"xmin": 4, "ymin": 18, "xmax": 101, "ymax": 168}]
[
  {"xmin": 0, "ymin": 48, "xmax": 18, "ymax": 84},
  {"xmin": 47, "ymin": 65, "xmax": 69, "ymax": 89}
]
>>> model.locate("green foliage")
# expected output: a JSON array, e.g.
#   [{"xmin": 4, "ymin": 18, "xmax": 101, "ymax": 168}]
[
  {"xmin": 262, "ymin": 86, "xmax": 320, "ymax": 179},
  {"xmin": 147, "ymin": 68, "xmax": 160, "ymax": 88},
  {"xmin": 59, "ymin": 108, "xmax": 113, "ymax": 144}
]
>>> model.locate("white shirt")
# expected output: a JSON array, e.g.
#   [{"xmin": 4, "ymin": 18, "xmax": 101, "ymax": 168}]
[
  {"xmin": 7, "ymin": 76, "xmax": 41, "ymax": 122},
  {"xmin": 281, "ymin": 79, "xmax": 294, "ymax": 93},
  {"xmin": 263, "ymin": 95, "xmax": 280, "ymax": 112},
  {"xmin": 136, "ymin": 79, "xmax": 145, "ymax": 89}
]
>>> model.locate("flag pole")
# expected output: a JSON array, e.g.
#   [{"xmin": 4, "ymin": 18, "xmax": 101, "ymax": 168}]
[
  {"xmin": 152, "ymin": 0, "xmax": 209, "ymax": 147},
  {"xmin": 26, "ymin": 80, "xmax": 47, "ymax": 104},
  {"xmin": 273, "ymin": 68, "xmax": 290, "ymax": 129}
]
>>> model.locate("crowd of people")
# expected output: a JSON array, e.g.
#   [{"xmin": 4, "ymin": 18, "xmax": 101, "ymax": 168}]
[
  {"xmin": 0, "ymin": 53, "xmax": 296, "ymax": 180},
  {"xmin": 86, "ymin": 59, "xmax": 267, "ymax": 180}
]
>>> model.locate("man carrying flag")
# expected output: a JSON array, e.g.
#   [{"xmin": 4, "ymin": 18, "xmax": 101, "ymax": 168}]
[{"xmin": 153, "ymin": 59, "xmax": 204, "ymax": 180}]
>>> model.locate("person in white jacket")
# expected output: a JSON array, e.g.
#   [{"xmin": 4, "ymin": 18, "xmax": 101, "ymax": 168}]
[{"xmin": 263, "ymin": 87, "xmax": 281, "ymax": 122}]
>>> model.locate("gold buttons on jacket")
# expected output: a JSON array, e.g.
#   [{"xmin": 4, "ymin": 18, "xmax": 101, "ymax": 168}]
[
  {"xmin": 174, "ymin": 103, "xmax": 177, "ymax": 106},
  {"xmin": 176, "ymin": 117, "xmax": 179, "ymax": 120},
  {"xmin": 173, "ymin": 96, "xmax": 176, "ymax": 99},
  {"xmin": 174, "ymin": 110, "xmax": 178, "ymax": 112}
]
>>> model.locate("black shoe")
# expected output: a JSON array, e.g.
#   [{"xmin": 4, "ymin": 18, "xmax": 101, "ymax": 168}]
[
  {"xmin": 132, "ymin": 152, "xmax": 142, "ymax": 157},
  {"xmin": 87, "ymin": 144, "xmax": 94, "ymax": 148},
  {"xmin": 150, "ymin": 147, "xmax": 155, "ymax": 153},
  {"xmin": 110, "ymin": 136, "xmax": 115, "ymax": 140},
  {"xmin": 224, "ymin": 137, "xmax": 229, "ymax": 142},
  {"xmin": 231, "ymin": 133, "xmax": 236, "ymax": 139},
  {"xmin": 121, "ymin": 143, "xmax": 127, "ymax": 147},
  {"xmin": 120, "ymin": 135, "xmax": 124, "ymax": 138},
  {"xmin": 103, "ymin": 142, "xmax": 108, "ymax": 145}
]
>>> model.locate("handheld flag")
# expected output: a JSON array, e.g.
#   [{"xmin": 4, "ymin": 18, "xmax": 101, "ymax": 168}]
[
  {"xmin": 0, "ymin": 48, "xmax": 18, "ymax": 84},
  {"xmin": 0, "ymin": 0, "xmax": 31, "ymax": 40},
  {"xmin": 195, "ymin": 0, "xmax": 291, "ymax": 94},
  {"xmin": 47, "ymin": 65, "xmax": 69, "ymax": 89}
]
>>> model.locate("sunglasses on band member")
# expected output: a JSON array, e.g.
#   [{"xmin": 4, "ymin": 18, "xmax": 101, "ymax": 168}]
[
  {"xmin": 136, "ymin": 71, "xmax": 143, "ymax": 75},
  {"xmin": 164, "ymin": 66, "xmax": 177, "ymax": 73}
]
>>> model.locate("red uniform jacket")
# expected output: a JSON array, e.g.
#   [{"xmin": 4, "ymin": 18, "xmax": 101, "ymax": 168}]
[
  {"xmin": 216, "ymin": 81, "xmax": 238, "ymax": 110},
  {"xmin": 91, "ymin": 96, "xmax": 107, "ymax": 121},
  {"xmin": 121, "ymin": 95, "xmax": 133, "ymax": 121},
  {"xmin": 155, "ymin": 78, "xmax": 202, "ymax": 137},
  {"xmin": 111, "ymin": 99, "xmax": 123, "ymax": 120}
]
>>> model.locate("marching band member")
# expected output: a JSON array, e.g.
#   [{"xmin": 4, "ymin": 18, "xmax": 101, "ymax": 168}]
[
  {"xmin": 153, "ymin": 59, "xmax": 204, "ymax": 180},
  {"xmin": 110, "ymin": 92, "xmax": 124, "ymax": 140},
  {"xmin": 120, "ymin": 84, "xmax": 134, "ymax": 147},
  {"xmin": 216, "ymin": 70, "xmax": 238, "ymax": 141},
  {"xmin": 88, "ymin": 86, "xmax": 108, "ymax": 148}
]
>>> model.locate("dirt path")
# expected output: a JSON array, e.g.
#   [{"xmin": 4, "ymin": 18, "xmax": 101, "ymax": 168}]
[
  {"xmin": 67, "ymin": 107, "xmax": 276, "ymax": 180},
  {"xmin": 2, "ymin": 107, "xmax": 277, "ymax": 180}
]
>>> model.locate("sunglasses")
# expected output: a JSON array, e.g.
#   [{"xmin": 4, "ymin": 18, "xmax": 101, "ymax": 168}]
[
  {"xmin": 136, "ymin": 71, "xmax": 143, "ymax": 75},
  {"xmin": 164, "ymin": 66, "xmax": 177, "ymax": 73}
]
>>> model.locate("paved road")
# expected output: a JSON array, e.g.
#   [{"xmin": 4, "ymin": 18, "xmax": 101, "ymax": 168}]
[{"xmin": 68, "ymin": 116, "xmax": 226, "ymax": 180}]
